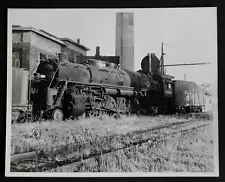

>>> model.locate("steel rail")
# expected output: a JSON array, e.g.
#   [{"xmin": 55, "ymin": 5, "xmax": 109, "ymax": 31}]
[
  {"xmin": 10, "ymin": 118, "xmax": 210, "ymax": 172},
  {"xmin": 48, "ymin": 122, "xmax": 209, "ymax": 172},
  {"xmin": 11, "ymin": 151, "xmax": 38, "ymax": 164},
  {"xmin": 11, "ymin": 119, "xmax": 192, "ymax": 163}
]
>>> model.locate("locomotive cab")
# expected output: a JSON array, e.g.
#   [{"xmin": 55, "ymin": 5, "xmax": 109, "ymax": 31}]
[{"xmin": 161, "ymin": 74, "xmax": 174, "ymax": 98}]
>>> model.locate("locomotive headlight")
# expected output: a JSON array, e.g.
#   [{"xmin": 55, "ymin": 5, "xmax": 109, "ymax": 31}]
[{"xmin": 33, "ymin": 73, "xmax": 46, "ymax": 79}]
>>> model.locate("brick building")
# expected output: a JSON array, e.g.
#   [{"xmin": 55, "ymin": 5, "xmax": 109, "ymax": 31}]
[{"xmin": 12, "ymin": 25, "xmax": 90, "ymax": 72}]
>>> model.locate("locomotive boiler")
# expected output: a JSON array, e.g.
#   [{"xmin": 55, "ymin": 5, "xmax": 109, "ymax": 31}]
[{"xmin": 31, "ymin": 53, "xmax": 174, "ymax": 121}]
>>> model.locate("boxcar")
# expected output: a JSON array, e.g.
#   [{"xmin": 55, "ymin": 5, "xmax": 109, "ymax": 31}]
[{"xmin": 173, "ymin": 80, "xmax": 205, "ymax": 113}]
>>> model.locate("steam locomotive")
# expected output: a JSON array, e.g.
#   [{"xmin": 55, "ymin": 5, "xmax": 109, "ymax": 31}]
[
  {"xmin": 25, "ymin": 53, "xmax": 204, "ymax": 121},
  {"xmin": 11, "ymin": 52, "xmax": 205, "ymax": 122}
]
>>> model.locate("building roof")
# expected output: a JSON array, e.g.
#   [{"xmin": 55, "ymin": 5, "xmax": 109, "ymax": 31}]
[
  {"xmin": 13, "ymin": 25, "xmax": 66, "ymax": 46},
  {"xmin": 60, "ymin": 38, "xmax": 90, "ymax": 51},
  {"xmin": 13, "ymin": 25, "xmax": 90, "ymax": 52}
]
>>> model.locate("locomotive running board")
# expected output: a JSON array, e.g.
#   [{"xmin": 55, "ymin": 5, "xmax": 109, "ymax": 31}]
[{"xmin": 60, "ymin": 80, "xmax": 135, "ymax": 91}]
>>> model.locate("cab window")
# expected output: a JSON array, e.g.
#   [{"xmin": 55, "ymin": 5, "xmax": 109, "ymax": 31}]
[{"xmin": 165, "ymin": 82, "xmax": 172, "ymax": 89}]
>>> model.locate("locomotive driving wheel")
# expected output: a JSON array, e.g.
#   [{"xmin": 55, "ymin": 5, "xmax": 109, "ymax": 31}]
[{"xmin": 51, "ymin": 108, "xmax": 64, "ymax": 121}]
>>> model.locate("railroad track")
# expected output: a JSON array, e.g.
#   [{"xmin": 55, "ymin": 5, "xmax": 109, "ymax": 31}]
[{"xmin": 10, "ymin": 118, "xmax": 211, "ymax": 172}]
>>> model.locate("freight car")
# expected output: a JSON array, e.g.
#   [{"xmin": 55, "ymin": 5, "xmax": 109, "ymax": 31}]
[
  {"xmin": 173, "ymin": 80, "xmax": 205, "ymax": 114},
  {"xmin": 12, "ymin": 53, "xmax": 205, "ymax": 122}
]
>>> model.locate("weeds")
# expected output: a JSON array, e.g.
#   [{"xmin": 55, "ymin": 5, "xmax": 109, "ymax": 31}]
[
  {"xmin": 43, "ymin": 122, "xmax": 214, "ymax": 172},
  {"xmin": 11, "ymin": 114, "xmax": 194, "ymax": 155},
  {"xmin": 11, "ymin": 112, "xmax": 214, "ymax": 172}
]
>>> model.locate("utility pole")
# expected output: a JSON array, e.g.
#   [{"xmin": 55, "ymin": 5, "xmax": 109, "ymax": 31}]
[
  {"xmin": 159, "ymin": 42, "xmax": 210, "ymax": 77},
  {"xmin": 120, "ymin": 13, "xmax": 123, "ymax": 67},
  {"xmin": 161, "ymin": 42, "xmax": 164, "ymax": 74},
  {"xmin": 161, "ymin": 42, "xmax": 171, "ymax": 74}
]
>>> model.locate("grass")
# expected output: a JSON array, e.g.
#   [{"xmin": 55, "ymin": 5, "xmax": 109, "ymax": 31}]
[
  {"xmin": 49, "ymin": 123, "xmax": 214, "ymax": 172},
  {"xmin": 11, "ymin": 112, "xmax": 212, "ymax": 155},
  {"xmin": 10, "ymin": 112, "xmax": 214, "ymax": 172}
]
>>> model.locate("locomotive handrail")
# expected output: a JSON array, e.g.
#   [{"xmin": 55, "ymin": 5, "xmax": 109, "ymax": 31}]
[
  {"xmin": 28, "ymin": 65, "xmax": 40, "ymax": 104},
  {"xmin": 57, "ymin": 80, "xmax": 135, "ymax": 90},
  {"xmin": 52, "ymin": 81, "xmax": 68, "ymax": 108},
  {"xmin": 29, "ymin": 66, "xmax": 39, "ymax": 77},
  {"xmin": 48, "ymin": 61, "xmax": 61, "ymax": 88}
]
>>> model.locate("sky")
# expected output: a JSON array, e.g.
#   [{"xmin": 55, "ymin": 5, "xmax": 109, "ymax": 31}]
[{"xmin": 8, "ymin": 8, "xmax": 217, "ymax": 85}]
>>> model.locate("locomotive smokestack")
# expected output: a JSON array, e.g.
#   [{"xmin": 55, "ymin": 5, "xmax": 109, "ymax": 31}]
[
  {"xmin": 115, "ymin": 12, "xmax": 134, "ymax": 71},
  {"xmin": 96, "ymin": 46, "xmax": 100, "ymax": 57}
]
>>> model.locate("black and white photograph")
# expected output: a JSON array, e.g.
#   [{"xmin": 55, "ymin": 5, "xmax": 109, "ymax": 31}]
[{"xmin": 6, "ymin": 8, "xmax": 218, "ymax": 177}]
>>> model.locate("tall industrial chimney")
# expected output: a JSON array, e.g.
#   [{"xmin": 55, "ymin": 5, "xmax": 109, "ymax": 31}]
[
  {"xmin": 115, "ymin": 12, "xmax": 134, "ymax": 71},
  {"xmin": 95, "ymin": 46, "xmax": 100, "ymax": 57}
]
